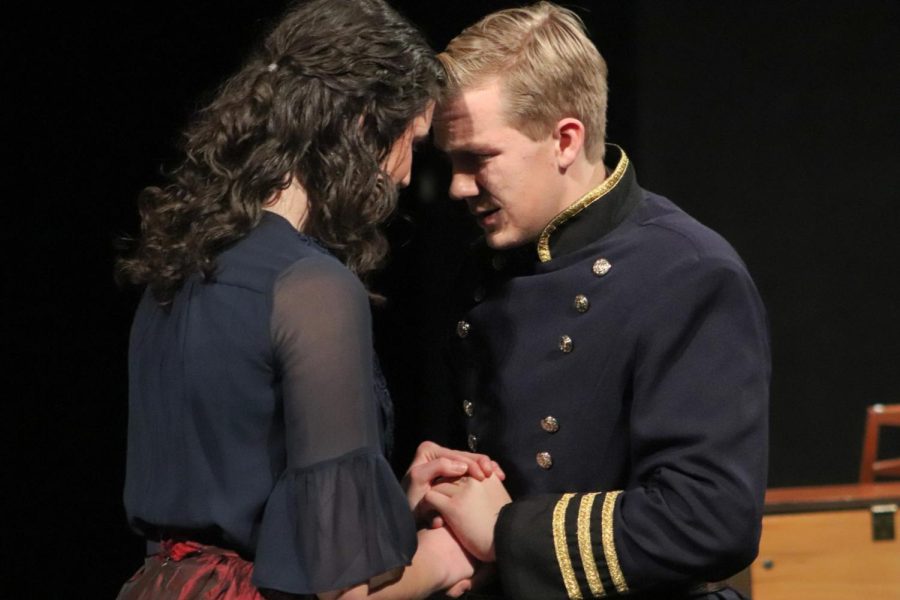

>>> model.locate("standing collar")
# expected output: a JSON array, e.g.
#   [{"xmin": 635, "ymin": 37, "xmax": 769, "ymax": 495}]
[{"xmin": 536, "ymin": 145, "xmax": 640, "ymax": 262}]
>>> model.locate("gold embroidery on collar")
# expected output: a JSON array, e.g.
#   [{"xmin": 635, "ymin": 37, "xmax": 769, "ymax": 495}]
[
  {"xmin": 553, "ymin": 493, "xmax": 583, "ymax": 599},
  {"xmin": 537, "ymin": 148, "xmax": 630, "ymax": 263},
  {"xmin": 577, "ymin": 493, "xmax": 606, "ymax": 597},
  {"xmin": 601, "ymin": 491, "xmax": 629, "ymax": 593}
]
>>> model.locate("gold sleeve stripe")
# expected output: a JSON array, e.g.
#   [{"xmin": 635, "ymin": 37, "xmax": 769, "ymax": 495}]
[
  {"xmin": 577, "ymin": 492, "xmax": 606, "ymax": 597},
  {"xmin": 537, "ymin": 146, "xmax": 630, "ymax": 263},
  {"xmin": 602, "ymin": 491, "xmax": 629, "ymax": 593},
  {"xmin": 552, "ymin": 493, "xmax": 583, "ymax": 599}
]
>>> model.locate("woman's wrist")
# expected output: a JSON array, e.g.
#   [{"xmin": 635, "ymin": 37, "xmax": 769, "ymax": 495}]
[{"xmin": 416, "ymin": 527, "xmax": 472, "ymax": 592}]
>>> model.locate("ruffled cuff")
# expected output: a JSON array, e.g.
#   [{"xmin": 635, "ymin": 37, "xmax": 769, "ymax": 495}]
[{"xmin": 252, "ymin": 448, "xmax": 417, "ymax": 594}]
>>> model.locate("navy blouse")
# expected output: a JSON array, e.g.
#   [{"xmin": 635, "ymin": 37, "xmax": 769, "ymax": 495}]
[{"xmin": 123, "ymin": 212, "xmax": 416, "ymax": 595}]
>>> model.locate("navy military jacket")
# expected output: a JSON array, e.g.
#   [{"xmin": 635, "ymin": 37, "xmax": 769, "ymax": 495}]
[{"xmin": 447, "ymin": 147, "xmax": 770, "ymax": 599}]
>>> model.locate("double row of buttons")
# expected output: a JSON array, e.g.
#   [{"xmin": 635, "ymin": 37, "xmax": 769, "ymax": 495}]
[
  {"xmin": 462, "ymin": 402, "xmax": 560, "ymax": 462},
  {"xmin": 458, "ymin": 256, "xmax": 614, "ymax": 467}
]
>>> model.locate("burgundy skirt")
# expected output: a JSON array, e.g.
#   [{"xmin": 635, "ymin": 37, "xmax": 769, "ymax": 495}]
[{"xmin": 117, "ymin": 541, "xmax": 268, "ymax": 600}]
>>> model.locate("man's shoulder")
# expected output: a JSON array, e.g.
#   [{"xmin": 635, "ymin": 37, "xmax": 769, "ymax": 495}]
[{"xmin": 625, "ymin": 192, "xmax": 747, "ymax": 272}]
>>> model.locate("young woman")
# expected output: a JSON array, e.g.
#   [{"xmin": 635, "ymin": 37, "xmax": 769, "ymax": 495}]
[{"xmin": 117, "ymin": 1, "xmax": 497, "ymax": 598}]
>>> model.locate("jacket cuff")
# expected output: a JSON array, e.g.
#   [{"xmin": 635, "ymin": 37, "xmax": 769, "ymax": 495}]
[{"xmin": 495, "ymin": 491, "xmax": 628, "ymax": 599}]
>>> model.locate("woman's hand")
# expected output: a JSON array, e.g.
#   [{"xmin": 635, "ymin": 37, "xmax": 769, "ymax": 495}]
[
  {"xmin": 321, "ymin": 527, "xmax": 475, "ymax": 600},
  {"xmin": 424, "ymin": 473, "xmax": 512, "ymax": 562},
  {"xmin": 402, "ymin": 441, "xmax": 504, "ymax": 519},
  {"xmin": 415, "ymin": 526, "xmax": 476, "ymax": 595}
]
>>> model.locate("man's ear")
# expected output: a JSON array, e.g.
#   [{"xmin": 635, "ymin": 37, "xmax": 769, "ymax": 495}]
[{"xmin": 554, "ymin": 118, "xmax": 586, "ymax": 170}]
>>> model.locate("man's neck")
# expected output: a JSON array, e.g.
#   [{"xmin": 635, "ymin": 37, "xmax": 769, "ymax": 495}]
[{"xmin": 558, "ymin": 158, "xmax": 608, "ymax": 213}]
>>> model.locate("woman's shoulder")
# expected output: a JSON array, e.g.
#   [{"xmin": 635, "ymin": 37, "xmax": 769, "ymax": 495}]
[
  {"xmin": 216, "ymin": 212, "xmax": 348, "ymax": 293},
  {"xmin": 269, "ymin": 247, "xmax": 370, "ymax": 341},
  {"xmin": 273, "ymin": 252, "xmax": 366, "ymax": 304}
]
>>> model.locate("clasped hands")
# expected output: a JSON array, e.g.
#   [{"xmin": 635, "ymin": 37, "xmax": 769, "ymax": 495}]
[{"xmin": 402, "ymin": 441, "xmax": 512, "ymax": 596}]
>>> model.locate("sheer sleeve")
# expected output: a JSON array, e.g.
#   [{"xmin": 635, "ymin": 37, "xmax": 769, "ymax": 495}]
[{"xmin": 252, "ymin": 255, "xmax": 416, "ymax": 595}]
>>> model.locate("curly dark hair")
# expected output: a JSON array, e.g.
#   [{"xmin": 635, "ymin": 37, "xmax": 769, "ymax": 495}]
[{"xmin": 118, "ymin": 0, "xmax": 444, "ymax": 305}]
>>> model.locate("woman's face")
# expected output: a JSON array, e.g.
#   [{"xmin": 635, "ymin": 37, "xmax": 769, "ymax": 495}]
[{"xmin": 384, "ymin": 103, "xmax": 435, "ymax": 188}]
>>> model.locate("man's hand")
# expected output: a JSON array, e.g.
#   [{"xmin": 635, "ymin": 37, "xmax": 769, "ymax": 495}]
[
  {"xmin": 402, "ymin": 441, "xmax": 505, "ymax": 520},
  {"xmin": 424, "ymin": 473, "xmax": 512, "ymax": 562}
]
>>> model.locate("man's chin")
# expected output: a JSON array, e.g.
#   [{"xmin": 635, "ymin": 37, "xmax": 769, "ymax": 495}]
[{"xmin": 484, "ymin": 232, "xmax": 528, "ymax": 251}]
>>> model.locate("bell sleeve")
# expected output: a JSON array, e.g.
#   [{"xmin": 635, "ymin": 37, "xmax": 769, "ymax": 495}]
[{"xmin": 252, "ymin": 255, "xmax": 416, "ymax": 595}]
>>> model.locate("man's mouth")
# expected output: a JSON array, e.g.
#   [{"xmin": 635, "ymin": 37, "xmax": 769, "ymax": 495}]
[{"xmin": 472, "ymin": 207, "xmax": 500, "ymax": 228}]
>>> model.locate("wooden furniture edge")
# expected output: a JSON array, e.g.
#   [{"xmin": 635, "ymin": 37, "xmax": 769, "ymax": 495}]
[{"xmin": 764, "ymin": 482, "xmax": 900, "ymax": 514}]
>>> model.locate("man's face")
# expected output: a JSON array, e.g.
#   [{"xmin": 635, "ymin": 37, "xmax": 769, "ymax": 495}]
[{"xmin": 434, "ymin": 80, "xmax": 566, "ymax": 249}]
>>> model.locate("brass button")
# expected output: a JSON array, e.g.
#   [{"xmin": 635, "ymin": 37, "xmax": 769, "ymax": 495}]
[
  {"xmin": 463, "ymin": 400, "xmax": 474, "ymax": 417},
  {"xmin": 592, "ymin": 258, "xmax": 612, "ymax": 277},
  {"xmin": 541, "ymin": 416, "xmax": 560, "ymax": 433},
  {"xmin": 491, "ymin": 254, "xmax": 507, "ymax": 271},
  {"xmin": 467, "ymin": 433, "xmax": 479, "ymax": 452},
  {"xmin": 456, "ymin": 320, "xmax": 471, "ymax": 338},
  {"xmin": 574, "ymin": 294, "xmax": 590, "ymax": 313},
  {"xmin": 559, "ymin": 335, "xmax": 573, "ymax": 353},
  {"xmin": 536, "ymin": 451, "xmax": 553, "ymax": 469},
  {"xmin": 473, "ymin": 286, "xmax": 486, "ymax": 302}
]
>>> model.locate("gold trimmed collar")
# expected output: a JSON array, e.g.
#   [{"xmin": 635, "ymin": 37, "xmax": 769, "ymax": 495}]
[{"xmin": 537, "ymin": 146, "xmax": 630, "ymax": 263}]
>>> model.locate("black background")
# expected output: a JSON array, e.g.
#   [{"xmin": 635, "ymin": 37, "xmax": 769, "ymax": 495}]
[{"xmin": 9, "ymin": 1, "xmax": 900, "ymax": 596}]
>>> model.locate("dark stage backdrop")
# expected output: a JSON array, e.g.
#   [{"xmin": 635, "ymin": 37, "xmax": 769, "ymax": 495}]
[{"xmin": 10, "ymin": 1, "xmax": 899, "ymax": 597}]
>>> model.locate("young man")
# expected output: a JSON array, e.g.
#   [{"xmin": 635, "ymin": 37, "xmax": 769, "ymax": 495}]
[{"xmin": 424, "ymin": 3, "xmax": 770, "ymax": 599}]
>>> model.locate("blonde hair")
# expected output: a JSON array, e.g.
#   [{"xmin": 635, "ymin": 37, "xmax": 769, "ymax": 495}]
[{"xmin": 439, "ymin": 2, "xmax": 608, "ymax": 162}]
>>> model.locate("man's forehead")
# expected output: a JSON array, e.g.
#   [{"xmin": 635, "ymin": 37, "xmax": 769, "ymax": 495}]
[
  {"xmin": 433, "ymin": 103, "xmax": 476, "ymax": 147},
  {"xmin": 434, "ymin": 83, "xmax": 506, "ymax": 148}
]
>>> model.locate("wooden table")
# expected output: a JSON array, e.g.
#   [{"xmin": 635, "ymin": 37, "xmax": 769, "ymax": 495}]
[{"xmin": 750, "ymin": 482, "xmax": 900, "ymax": 600}]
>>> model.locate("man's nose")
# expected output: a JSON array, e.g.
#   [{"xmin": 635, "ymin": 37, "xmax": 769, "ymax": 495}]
[{"xmin": 449, "ymin": 171, "xmax": 478, "ymax": 201}]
